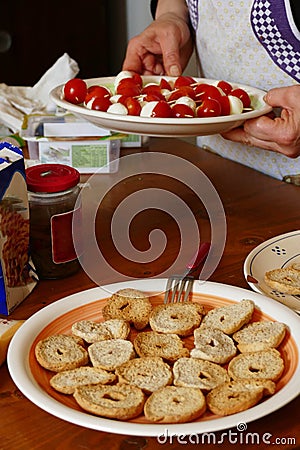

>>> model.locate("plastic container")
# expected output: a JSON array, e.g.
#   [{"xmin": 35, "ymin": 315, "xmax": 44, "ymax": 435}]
[
  {"xmin": 21, "ymin": 114, "xmax": 121, "ymax": 174},
  {"xmin": 26, "ymin": 164, "xmax": 81, "ymax": 279}
]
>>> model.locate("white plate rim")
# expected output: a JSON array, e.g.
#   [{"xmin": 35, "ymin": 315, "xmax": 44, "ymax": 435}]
[
  {"xmin": 7, "ymin": 279, "xmax": 300, "ymax": 437},
  {"xmin": 49, "ymin": 76, "xmax": 272, "ymax": 137},
  {"xmin": 243, "ymin": 230, "xmax": 300, "ymax": 312}
]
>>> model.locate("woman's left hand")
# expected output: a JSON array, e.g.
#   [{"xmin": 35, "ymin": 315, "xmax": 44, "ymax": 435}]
[{"xmin": 221, "ymin": 85, "xmax": 300, "ymax": 158}]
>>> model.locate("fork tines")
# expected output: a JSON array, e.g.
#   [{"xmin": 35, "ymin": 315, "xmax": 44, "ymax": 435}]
[{"xmin": 164, "ymin": 275, "xmax": 194, "ymax": 304}]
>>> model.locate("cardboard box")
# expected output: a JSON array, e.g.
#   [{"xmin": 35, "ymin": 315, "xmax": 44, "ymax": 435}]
[{"xmin": 0, "ymin": 142, "xmax": 37, "ymax": 314}]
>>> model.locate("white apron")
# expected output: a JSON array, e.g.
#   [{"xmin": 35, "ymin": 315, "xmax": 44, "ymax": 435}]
[{"xmin": 187, "ymin": 0, "xmax": 300, "ymax": 180}]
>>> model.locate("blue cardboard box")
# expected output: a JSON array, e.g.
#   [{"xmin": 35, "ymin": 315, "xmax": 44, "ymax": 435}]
[{"xmin": 0, "ymin": 142, "xmax": 37, "ymax": 314}]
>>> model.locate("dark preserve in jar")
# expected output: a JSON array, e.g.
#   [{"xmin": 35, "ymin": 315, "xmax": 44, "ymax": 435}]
[{"xmin": 26, "ymin": 164, "xmax": 81, "ymax": 279}]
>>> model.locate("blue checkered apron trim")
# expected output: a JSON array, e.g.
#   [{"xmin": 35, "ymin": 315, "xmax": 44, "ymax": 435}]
[
  {"xmin": 251, "ymin": 0, "xmax": 300, "ymax": 82},
  {"xmin": 186, "ymin": 0, "xmax": 199, "ymax": 31}
]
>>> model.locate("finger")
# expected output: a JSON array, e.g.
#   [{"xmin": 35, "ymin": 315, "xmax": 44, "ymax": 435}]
[
  {"xmin": 244, "ymin": 115, "xmax": 284, "ymax": 140},
  {"xmin": 135, "ymin": 53, "xmax": 164, "ymax": 75},
  {"xmin": 122, "ymin": 43, "xmax": 145, "ymax": 74},
  {"xmin": 123, "ymin": 46, "xmax": 164, "ymax": 75},
  {"xmin": 222, "ymin": 127, "xmax": 279, "ymax": 152},
  {"xmin": 159, "ymin": 33, "xmax": 183, "ymax": 76},
  {"xmin": 222, "ymin": 124, "xmax": 300, "ymax": 157},
  {"xmin": 244, "ymin": 113, "xmax": 299, "ymax": 148}
]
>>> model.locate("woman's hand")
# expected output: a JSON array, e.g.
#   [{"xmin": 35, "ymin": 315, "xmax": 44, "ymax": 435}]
[
  {"xmin": 222, "ymin": 85, "xmax": 300, "ymax": 157},
  {"xmin": 122, "ymin": 12, "xmax": 193, "ymax": 76}
]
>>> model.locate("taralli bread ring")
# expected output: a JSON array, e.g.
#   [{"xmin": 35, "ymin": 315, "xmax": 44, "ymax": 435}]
[
  {"xmin": 149, "ymin": 301, "xmax": 205, "ymax": 336},
  {"xmin": 144, "ymin": 386, "xmax": 206, "ymax": 423},
  {"xmin": 73, "ymin": 383, "xmax": 145, "ymax": 420},
  {"xmin": 190, "ymin": 326, "xmax": 237, "ymax": 364},
  {"xmin": 228, "ymin": 348, "xmax": 284, "ymax": 381},
  {"xmin": 173, "ymin": 357, "xmax": 230, "ymax": 391},
  {"xmin": 115, "ymin": 356, "xmax": 173, "ymax": 394},
  {"xmin": 34, "ymin": 334, "xmax": 89, "ymax": 372},
  {"xmin": 206, "ymin": 379, "xmax": 276, "ymax": 416},
  {"xmin": 133, "ymin": 331, "xmax": 189, "ymax": 362},
  {"xmin": 102, "ymin": 288, "xmax": 152, "ymax": 330}
]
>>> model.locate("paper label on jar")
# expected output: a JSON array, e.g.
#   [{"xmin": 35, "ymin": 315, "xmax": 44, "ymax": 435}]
[{"xmin": 50, "ymin": 206, "xmax": 81, "ymax": 263}]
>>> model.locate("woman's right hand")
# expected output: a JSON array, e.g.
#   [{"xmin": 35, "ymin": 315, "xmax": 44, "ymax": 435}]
[{"xmin": 122, "ymin": 12, "xmax": 193, "ymax": 76}]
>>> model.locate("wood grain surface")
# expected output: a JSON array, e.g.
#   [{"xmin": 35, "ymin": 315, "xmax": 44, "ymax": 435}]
[{"xmin": 1, "ymin": 137, "xmax": 299, "ymax": 450}]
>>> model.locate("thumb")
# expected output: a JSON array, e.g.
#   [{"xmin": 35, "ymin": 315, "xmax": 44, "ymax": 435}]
[{"xmin": 264, "ymin": 85, "xmax": 300, "ymax": 109}]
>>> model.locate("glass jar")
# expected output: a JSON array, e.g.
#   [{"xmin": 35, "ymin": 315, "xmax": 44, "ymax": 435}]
[{"xmin": 26, "ymin": 164, "xmax": 81, "ymax": 279}]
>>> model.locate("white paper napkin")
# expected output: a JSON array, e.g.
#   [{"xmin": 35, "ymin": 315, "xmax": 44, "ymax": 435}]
[{"xmin": 0, "ymin": 53, "xmax": 79, "ymax": 133}]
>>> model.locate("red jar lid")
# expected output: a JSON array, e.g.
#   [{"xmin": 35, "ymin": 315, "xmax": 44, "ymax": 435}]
[{"xmin": 26, "ymin": 164, "xmax": 80, "ymax": 193}]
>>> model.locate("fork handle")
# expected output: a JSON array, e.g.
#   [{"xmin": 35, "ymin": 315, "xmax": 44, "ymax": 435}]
[{"xmin": 186, "ymin": 242, "xmax": 210, "ymax": 273}]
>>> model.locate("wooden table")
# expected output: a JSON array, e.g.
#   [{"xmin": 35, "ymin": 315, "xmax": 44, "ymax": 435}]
[{"xmin": 1, "ymin": 137, "xmax": 299, "ymax": 449}]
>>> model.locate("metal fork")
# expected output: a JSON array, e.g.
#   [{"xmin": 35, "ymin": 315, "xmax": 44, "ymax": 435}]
[{"xmin": 164, "ymin": 242, "xmax": 210, "ymax": 303}]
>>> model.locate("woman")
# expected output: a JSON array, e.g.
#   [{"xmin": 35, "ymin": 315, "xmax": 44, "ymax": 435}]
[{"xmin": 122, "ymin": 0, "xmax": 300, "ymax": 181}]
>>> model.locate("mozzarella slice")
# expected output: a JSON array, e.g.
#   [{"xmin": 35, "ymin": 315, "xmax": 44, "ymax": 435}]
[
  {"xmin": 175, "ymin": 96, "xmax": 196, "ymax": 111},
  {"xmin": 140, "ymin": 101, "xmax": 159, "ymax": 117},
  {"xmin": 161, "ymin": 89, "xmax": 171, "ymax": 98},
  {"xmin": 110, "ymin": 95, "xmax": 123, "ymax": 103},
  {"xmin": 107, "ymin": 103, "xmax": 128, "ymax": 115},
  {"xmin": 84, "ymin": 99, "xmax": 94, "ymax": 109},
  {"xmin": 228, "ymin": 95, "xmax": 244, "ymax": 115}
]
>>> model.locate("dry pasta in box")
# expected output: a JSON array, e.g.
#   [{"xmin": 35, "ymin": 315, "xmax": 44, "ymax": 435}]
[{"xmin": 0, "ymin": 142, "xmax": 37, "ymax": 315}]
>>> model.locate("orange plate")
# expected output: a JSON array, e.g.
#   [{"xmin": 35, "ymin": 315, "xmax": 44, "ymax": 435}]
[{"xmin": 29, "ymin": 292, "xmax": 298, "ymax": 425}]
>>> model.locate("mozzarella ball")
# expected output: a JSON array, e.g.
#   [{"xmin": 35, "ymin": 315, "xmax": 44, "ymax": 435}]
[{"xmin": 175, "ymin": 96, "xmax": 197, "ymax": 111}]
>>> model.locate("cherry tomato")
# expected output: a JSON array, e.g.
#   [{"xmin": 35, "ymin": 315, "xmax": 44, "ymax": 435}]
[
  {"xmin": 168, "ymin": 86, "xmax": 196, "ymax": 102},
  {"xmin": 122, "ymin": 71, "xmax": 143, "ymax": 87},
  {"xmin": 151, "ymin": 100, "xmax": 173, "ymax": 118},
  {"xmin": 217, "ymin": 80, "xmax": 232, "ymax": 95},
  {"xmin": 230, "ymin": 88, "xmax": 251, "ymax": 108},
  {"xmin": 84, "ymin": 85, "xmax": 111, "ymax": 104},
  {"xmin": 116, "ymin": 78, "xmax": 141, "ymax": 97},
  {"xmin": 194, "ymin": 83, "xmax": 222, "ymax": 102},
  {"xmin": 196, "ymin": 98, "xmax": 221, "ymax": 118},
  {"xmin": 117, "ymin": 71, "xmax": 142, "ymax": 87},
  {"xmin": 88, "ymin": 96, "xmax": 111, "ymax": 111},
  {"xmin": 160, "ymin": 78, "xmax": 172, "ymax": 90},
  {"xmin": 174, "ymin": 76, "xmax": 196, "ymax": 88},
  {"xmin": 172, "ymin": 103, "xmax": 195, "ymax": 118},
  {"xmin": 63, "ymin": 78, "xmax": 87, "ymax": 104},
  {"xmin": 118, "ymin": 96, "xmax": 141, "ymax": 116},
  {"xmin": 143, "ymin": 93, "xmax": 164, "ymax": 102},
  {"xmin": 218, "ymin": 96, "xmax": 231, "ymax": 116},
  {"xmin": 114, "ymin": 71, "xmax": 143, "ymax": 89},
  {"xmin": 113, "ymin": 94, "xmax": 127, "ymax": 104},
  {"xmin": 142, "ymin": 84, "xmax": 165, "ymax": 100}
]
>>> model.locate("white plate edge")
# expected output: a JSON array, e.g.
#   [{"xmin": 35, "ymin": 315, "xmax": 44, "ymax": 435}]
[{"xmin": 243, "ymin": 230, "xmax": 300, "ymax": 311}]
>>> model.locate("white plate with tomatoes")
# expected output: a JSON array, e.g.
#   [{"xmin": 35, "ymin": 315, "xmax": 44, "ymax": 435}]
[{"xmin": 49, "ymin": 73, "xmax": 272, "ymax": 137}]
